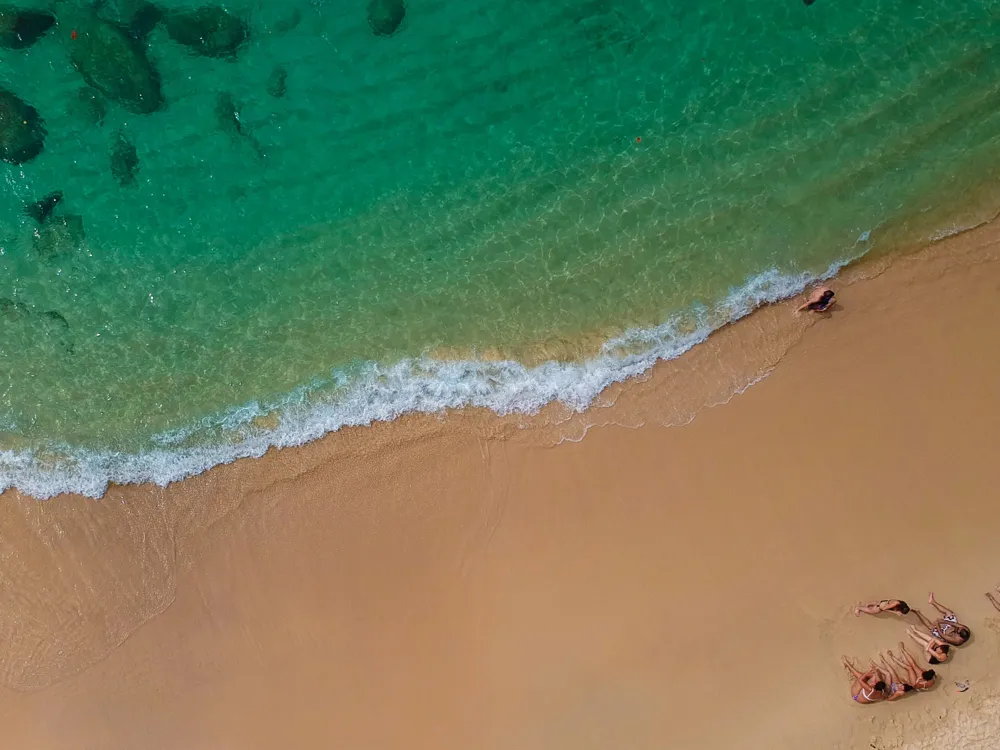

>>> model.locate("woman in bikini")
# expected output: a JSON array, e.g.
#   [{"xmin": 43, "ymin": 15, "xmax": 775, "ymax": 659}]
[
  {"xmin": 887, "ymin": 643, "xmax": 936, "ymax": 692},
  {"xmin": 906, "ymin": 626, "xmax": 951, "ymax": 664},
  {"xmin": 842, "ymin": 656, "xmax": 887, "ymax": 704},
  {"xmin": 911, "ymin": 592, "xmax": 971, "ymax": 646},
  {"xmin": 854, "ymin": 598, "xmax": 910, "ymax": 617},
  {"xmin": 796, "ymin": 286, "xmax": 835, "ymax": 313},
  {"xmin": 875, "ymin": 653, "xmax": 913, "ymax": 701}
]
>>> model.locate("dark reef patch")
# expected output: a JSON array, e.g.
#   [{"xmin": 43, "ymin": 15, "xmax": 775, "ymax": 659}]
[
  {"xmin": 0, "ymin": 88, "xmax": 45, "ymax": 164},
  {"xmin": 367, "ymin": 0, "xmax": 406, "ymax": 37},
  {"xmin": 164, "ymin": 6, "xmax": 249, "ymax": 59}
]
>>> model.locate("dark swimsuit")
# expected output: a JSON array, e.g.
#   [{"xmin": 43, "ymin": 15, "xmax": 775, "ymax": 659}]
[{"xmin": 807, "ymin": 295, "xmax": 834, "ymax": 312}]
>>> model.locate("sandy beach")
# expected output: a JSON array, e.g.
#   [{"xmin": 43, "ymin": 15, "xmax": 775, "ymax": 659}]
[{"xmin": 2, "ymin": 221, "xmax": 1000, "ymax": 749}]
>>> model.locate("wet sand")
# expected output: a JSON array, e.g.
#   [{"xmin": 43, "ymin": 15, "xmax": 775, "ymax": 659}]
[{"xmin": 2, "ymin": 223, "xmax": 1000, "ymax": 749}]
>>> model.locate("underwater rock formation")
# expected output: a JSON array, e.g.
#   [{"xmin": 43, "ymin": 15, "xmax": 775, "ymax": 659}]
[
  {"xmin": 25, "ymin": 191, "xmax": 86, "ymax": 263},
  {"xmin": 67, "ymin": 8, "xmax": 164, "ymax": 114},
  {"xmin": 215, "ymin": 92, "xmax": 264, "ymax": 158},
  {"xmin": 33, "ymin": 214, "xmax": 86, "ymax": 263},
  {"xmin": 110, "ymin": 129, "xmax": 139, "ymax": 185},
  {"xmin": 367, "ymin": 0, "xmax": 406, "ymax": 37},
  {"xmin": 164, "ymin": 6, "xmax": 249, "ymax": 58},
  {"xmin": 24, "ymin": 190, "xmax": 63, "ymax": 223},
  {"xmin": 266, "ymin": 65, "xmax": 287, "ymax": 98},
  {"xmin": 0, "ymin": 87, "xmax": 45, "ymax": 164},
  {"xmin": 0, "ymin": 5, "xmax": 55, "ymax": 49},
  {"xmin": 39, "ymin": 309, "xmax": 74, "ymax": 353},
  {"xmin": 0, "ymin": 297, "xmax": 29, "ymax": 322},
  {"xmin": 69, "ymin": 87, "xmax": 108, "ymax": 127},
  {"xmin": 125, "ymin": 0, "xmax": 162, "ymax": 39}
]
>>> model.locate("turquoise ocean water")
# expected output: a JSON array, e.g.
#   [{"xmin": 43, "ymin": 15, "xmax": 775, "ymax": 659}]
[{"xmin": 3, "ymin": 0, "xmax": 1000, "ymax": 497}]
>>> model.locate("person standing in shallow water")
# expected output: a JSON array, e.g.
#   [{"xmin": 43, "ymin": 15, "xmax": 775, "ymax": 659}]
[{"xmin": 796, "ymin": 286, "xmax": 835, "ymax": 313}]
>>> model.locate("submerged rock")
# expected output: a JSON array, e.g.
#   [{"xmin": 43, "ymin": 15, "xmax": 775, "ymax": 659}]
[
  {"xmin": 0, "ymin": 88, "xmax": 45, "ymax": 164},
  {"xmin": 164, "ymin": 6, "xmax": 249, "ymax": 58},
  {"xmin": 68, "ymin": 9, "xmax": 164, "ymax": 114},
  {"xmin": 215, "ymin": 92, "xmax": 264, "ymax": 158},
  {"xmin": 24, "ymin": 190, "xmax": 63, "ymax": 223},
  {"xmin": 367, "ymin": 0, "xmax": 406, "ymax": 37},
  {"xmin": 271, "ymin": 7, "xmax": 300, "ymax": 35},
  {"xmin": 41, "ymin": 310, "xmax": 69, "ymax": 328},
  {"xmin": 33, "ymin": 214, "xmax": 86, "ymax": 263},
  {"xmin": 266, "ymin": 65, "xmax": 287, "ymax": 98},
  {"xmin": 68, "ymin": 86, "xmax": 108, "ymax": 127},
  {"xmin": 125, "ymin": 1, "xmax": 162, "ymax": 39},
  {"xmin": 0, "ymin": 297, "xmax": 29, "ymax": 322},
  {"xmin": 110, "ymin": 129, "xmax": 139, "ymax": 185},
  {"xmin": 40, "ymin": 310, "xmax": 74, "ymax": 353},
  {"xmin": 0, "ymin": 5, "xmax": 55, "ymax": 49}
]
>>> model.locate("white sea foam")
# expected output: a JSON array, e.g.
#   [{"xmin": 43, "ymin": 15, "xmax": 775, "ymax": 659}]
[{"xmin": 0, "ymin": 261, "xmax": 848, "ymax": 500}]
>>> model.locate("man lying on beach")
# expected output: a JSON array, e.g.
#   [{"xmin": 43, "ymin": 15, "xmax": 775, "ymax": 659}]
[
  {"xmin": 842, "ymin": 656, "xmax": 887, "ymax": 704},
  {"xmin": 854, "ymin": 598, "xmax": 909, "ymax": 617},
  {"xmin": 911, "ymin": 593, "xmax": 971, "ymax": 646},
  {"xmin": 796, "ymin": 286, "xmax": 835, "ymax": 313},
  {"xmin": 906, "ymin": 626, "xmax": 951, "ymax": 664},
  {"xmin": 888, "ymin": 644, "xmax": 936, "ymax": 692},
  {"xmin": 986, "ymin": 588, "xmax": 1000, "ymax": 612}
]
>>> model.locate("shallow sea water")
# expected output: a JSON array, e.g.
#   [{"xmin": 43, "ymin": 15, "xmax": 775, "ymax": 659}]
[{"xmin": 3, "ymin": 0, "xmax": 1000, "ymax": 496}]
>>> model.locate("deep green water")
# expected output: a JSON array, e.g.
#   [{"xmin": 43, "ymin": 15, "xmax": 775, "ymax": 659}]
[{"xmin": 3, "ymin": 0, "xmax": 1000, "ymax": 496}]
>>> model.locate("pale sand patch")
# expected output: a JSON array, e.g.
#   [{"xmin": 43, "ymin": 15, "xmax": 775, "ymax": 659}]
[{"xmin": 1, "ymin": 222, "xmax": 1000, "ymax": 748}]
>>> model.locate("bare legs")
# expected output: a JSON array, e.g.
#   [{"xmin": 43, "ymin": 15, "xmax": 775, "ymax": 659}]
[
  {"xmin": 855, "ymin": 599, "xmax": 905, "ymax": 617},
  {"xmin": 878, "ymin": 654, "xmax": 902, "ymax": 686},
  {"xmin": 887, "ymin": 647, "xmax": 919, "ymax": 686},
  {"xmin": 928, "ymin": 592, "xmax": 956, "ymax": 619},
  {"xmin": 906, "ymin": 626, "xmax": 947, "ymax": 662},
  {"xmin": 911, "ymin": 608, "xmax": 937, "ymax": 632},
  {"xmin": 842, "ymin": 656, "xmax": 868, "ymax": 683}
]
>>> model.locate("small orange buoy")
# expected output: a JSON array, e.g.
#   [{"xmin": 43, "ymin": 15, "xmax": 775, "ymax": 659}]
[
  {"xmin": 635, "ymin": 137, "xmax": 642, "ymax": 143},
  {"xmin": 71, "ymin": 29, "xmax": 77, "ymax": 40}
]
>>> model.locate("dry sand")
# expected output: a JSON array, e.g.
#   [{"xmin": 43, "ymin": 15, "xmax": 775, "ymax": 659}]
[{"xmin": 2, "ymin": 223, "xmax": 1000, "ymax": 749}]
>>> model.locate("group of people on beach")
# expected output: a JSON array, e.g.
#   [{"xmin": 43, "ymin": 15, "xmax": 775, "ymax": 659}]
[{"xmin": 843, "ymin": 592, "xmax": 972, "ymax": 704}]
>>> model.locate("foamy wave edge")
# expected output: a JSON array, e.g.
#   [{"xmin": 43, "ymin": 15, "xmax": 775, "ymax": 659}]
[{"xmin": 0, "ymin": 262, "xmax": 848, "ymax": 499}]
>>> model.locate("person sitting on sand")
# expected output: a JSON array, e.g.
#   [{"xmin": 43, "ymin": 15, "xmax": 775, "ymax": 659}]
[
  {"xmin": 796, "ymin": 286, "xmax": 835, "ymax": 313},
  {"xmin": 887, "ymin": 643, "xmax": 936, "ymax": 691},
  {"xmin": 986, "ymin": 587, "xmax": 1000, "ymax": 612},
  {"xmin": 876, "ymin": 653, "xmax": 913, "ymax": 701},
  {"xmin": 906, "ymin": 626, "xmax": 951, "ymax": 664},
  {"xmin": 842, "ymin": 656, "xmax": 887, "ymax": 704},
  {"xmin": 855, "ymin": 598, "xmax": 910, "ymax": 617},
  {"xmin": 910, "ymin": 592, "xmax": 971, "ymax": 646}
]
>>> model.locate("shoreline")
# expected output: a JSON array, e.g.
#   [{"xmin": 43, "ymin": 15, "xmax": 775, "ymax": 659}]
[
  {"xmin": 2, "ymin": 257, "xmax": 851, "ymax": 500},
  {"xmin": 2, "ymin": 217, "xmax": 1000, "ymax": 747},
  {"xmin": 4, "ymin": 192, "xmax": 998, "ymax": 501}
]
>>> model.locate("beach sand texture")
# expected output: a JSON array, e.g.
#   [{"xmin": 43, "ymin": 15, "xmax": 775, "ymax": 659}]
[{"xmin": 2, "ymin": 225, "xmax": 1000, "ymax": 748}]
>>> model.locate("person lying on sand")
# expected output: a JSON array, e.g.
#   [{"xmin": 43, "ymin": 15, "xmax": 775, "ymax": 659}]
[
  {"xmin": 876, "ymin": 653, "xmax": 913, "ymax": 701},
  {"xmin": 796, "ymin": 286, "xmax": 835, "ymax": 313},
  {"xmin": 910, "ymin": 593, "xmax": 970, "ymax": 646},
  {"xmin": 888, "ymin": 644, "xmax": 936, "ymax": 691},
  {"xmin": 906, "ymin": 626, "xmax": 951, "ymax": 664},
  {"xmin": 842, "ymin": 656, "xmax": 887, "ymax": 704},
  {"xmin": 986, "ymin": 588, "xmax": 1000, "ymax": 612},
  {"xmin": 855, "ymin": 598, "xmax": 910, "ymax": 617}
]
